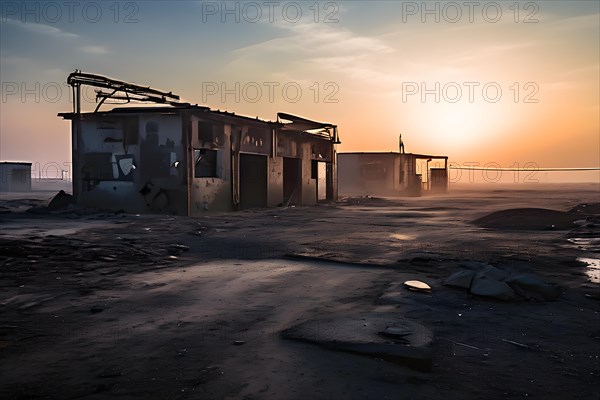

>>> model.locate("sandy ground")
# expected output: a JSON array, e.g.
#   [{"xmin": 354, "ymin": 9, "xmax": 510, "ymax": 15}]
[{"xmin": 0, "ymin": 183, "xmax": 599, "ymax": 399}]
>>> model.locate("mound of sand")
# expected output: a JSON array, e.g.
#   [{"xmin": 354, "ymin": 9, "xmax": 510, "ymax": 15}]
[
  {"xmin": 568, "ymin": 203, "xmax": 600, "ymax": 215},
  {"xmin": 473, "ymin": 207, "xmax": 576, "ymax": 230}
]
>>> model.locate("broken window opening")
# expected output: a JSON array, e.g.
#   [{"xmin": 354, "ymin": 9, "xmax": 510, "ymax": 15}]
[
  {"xmin": 198, "ymin": 121, "xmax": 213, "ymax": 145},
  {"xmin": 198, "ymin": 121, "xmax": 225, "ymax": 148},
  {"xmin": 194, "ymin": 148, "xmax": 218, "ymax": 178},
  {"xmin": 241, "ymin": 127, "xmax": 270, "ymax": 155}
]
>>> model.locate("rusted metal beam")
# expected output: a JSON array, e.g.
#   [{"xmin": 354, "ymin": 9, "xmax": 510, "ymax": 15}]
[{"xmin": 67, "ymin": 70, "xmax": 183, "ymax": 115}]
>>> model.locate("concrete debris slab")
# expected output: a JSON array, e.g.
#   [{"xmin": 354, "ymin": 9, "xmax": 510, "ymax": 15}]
[
  {"xmin": 444, "ymin": 262, "xmax": 560, "ymax": 302},
  {"xmin": 379, "ymin": 325, "xmax": 412, "ymax": 338},
  {"xmin": 504, "ymin": 274, "xmax": 560, "ymax": 301},
  {"xmin": 475, "ymin": 265, "xmax": 510, "ymax": 281},
  {"xmin": 444, "ymin": 269, "xmax": 476, "ymax": 290},
  {"xmin": 48, "ymin": 190, "xmax": 74, "ymax": 211},
  {"xmin": 282, "ymin": 313, "xmax": 433, "ymax": 372},
  {"xmin": 470, "ymin": 276, "xmax": 522, "ymax": 301}
]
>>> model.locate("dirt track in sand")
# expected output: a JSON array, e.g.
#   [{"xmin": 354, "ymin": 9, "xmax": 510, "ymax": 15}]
[{"xmin": 1, "ymin": 183, "xmax": 599, "ymax": 399}]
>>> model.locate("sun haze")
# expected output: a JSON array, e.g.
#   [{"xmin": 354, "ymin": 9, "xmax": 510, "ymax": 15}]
[{"xmin": 0, "ymin": 1, "xmax": 598, "ymax": 183}]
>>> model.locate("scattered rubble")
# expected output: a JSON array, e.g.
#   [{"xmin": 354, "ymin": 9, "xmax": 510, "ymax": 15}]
[
  {"xmin": 444, "ymin": 262, "xmax": 560, "ymax": 301},
  {"xmin": 47, "ymin": 190, "xmax": 74, "ymax": 211}
]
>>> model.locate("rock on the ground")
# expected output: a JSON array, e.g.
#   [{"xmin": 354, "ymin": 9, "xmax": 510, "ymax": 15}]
[
  {"xmin": 504, "ymin": 274, "xmax": 560, "ymax": 301},
  {"xmin": 48, "ymin": 190, "xmax": 74, "ymax": 211},
  {"xmin": 470, "ymin": 276, "xmax": 522, "ymax": 301},
  {"xmin": 444, "ymin": 269, "xmax": 476, "ymax": 290},
  {"xmin": 444, "ymin": 262, "xmax": 560, "ymax": 302}
]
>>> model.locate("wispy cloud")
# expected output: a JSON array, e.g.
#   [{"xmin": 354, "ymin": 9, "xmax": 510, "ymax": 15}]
[
  {"xmin": 235, "ymin": 19, "xmax": 394, "ymax": 57},
  {"xmin": 227, "ymin": 19, "xmax": 396, "ymax": 86},
  {"xmin": 449, "ymin": 41, "xmax": 540, "ymax": 66},
  {"xmin": 80, "ymin": 45, "xmax": 109, "ymax": 54},
  {"xmin": 3, "ymin": 18, "xmax": 78, "ymax": 39},
  {"xmin": 559, "ymin": 63, "xmax": 600, "ymax": 78},
  {"xmin": 544, "ymin": 12, "xmax": 600, "ymax": 30}
]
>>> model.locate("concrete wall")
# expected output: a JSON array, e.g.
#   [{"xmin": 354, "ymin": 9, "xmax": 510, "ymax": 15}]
[
  {"xmin": 0, "ymin": 163, "xmax": 32, "ymax": 192},
  {"xmin": 75, "ymin": 113, "xmax": 187, "ymax": 214},
  {"xmin": 71, "ymin": 110, "xmax": 337, "ymax": 214},
  {"xmin": 337, "ymin": 153, "xmax": 363, "ymax": 196},
  {"xmin": 300, "ymin": 142, "xmax": 317, "ymax": 206},
  {"xmin": 337, "ymin": 153, "xmax": 398, "ymax": 196},
  {"xmin": 400, "ymin": 155, "xmax": 432, "ymax": 196},
  {"xmin": 189, "ymin": 118, "xmax": 233, "ymax": 215},
  {"xmin": 268, "ymin": 156, "xmax": 284, "ymax": 207},
  {"xmin": 275, "ymin": 131, "xmax": 333, "ymax": 206},
  {"xmin": 429, "ymin": 168, "xmax": 448, "ymax": 193},
  {"xmin": 399, "ymin": 154, "xmax": 418, "ymax": 193}
]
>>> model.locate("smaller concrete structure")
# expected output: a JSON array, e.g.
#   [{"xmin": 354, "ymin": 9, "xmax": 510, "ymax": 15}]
[
  {"xmin": 337, "ymin": 152, "xmax": 448, "ymax": 197},
  {"xmin": 0, "ymin": 162, "xmax": 32, "ymax": 192}
]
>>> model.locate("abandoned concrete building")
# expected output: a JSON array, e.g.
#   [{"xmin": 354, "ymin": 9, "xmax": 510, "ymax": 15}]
[
  {"xmin": 59, "ymin": 72, "xmax": 339, "ymax": 215},
  {"xmin": 0, "ymin": 162, "xmax": 32, "ymax": 192},
  {"xmin": 337, "ymin": 151, "xmax": 448, "ymax": 197}
]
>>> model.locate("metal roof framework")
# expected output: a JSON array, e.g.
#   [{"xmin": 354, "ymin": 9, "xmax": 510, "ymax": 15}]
[
  {"xmin": 66, "ymin": 70, "xmax": 185, "ymax": 114},
  {"xmin": 61, "ymin": 71, "xmax": 340, "ymax": 144}
]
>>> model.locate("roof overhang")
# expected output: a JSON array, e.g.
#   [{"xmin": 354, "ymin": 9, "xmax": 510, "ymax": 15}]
[{"xmin": 277, "ymin": 112, "xmax": 336, "ymax": 131}]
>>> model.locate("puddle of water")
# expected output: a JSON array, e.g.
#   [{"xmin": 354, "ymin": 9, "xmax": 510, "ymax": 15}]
[
  {"xmin": 567, "ymin": 237, "xmax": 600, "ymax": 247},
  {"xmin": 390, "ymin": 233, "xmax": 416, "ymax": 241},
  {"xmin": 577, "ymin": 257, "xmax": 600, "ymax": 283}
]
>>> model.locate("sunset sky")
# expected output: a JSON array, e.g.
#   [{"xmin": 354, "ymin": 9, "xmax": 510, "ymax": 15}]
[{"xmin": 1, "ymin": 1, "xmax": 598, "ymax": 183}]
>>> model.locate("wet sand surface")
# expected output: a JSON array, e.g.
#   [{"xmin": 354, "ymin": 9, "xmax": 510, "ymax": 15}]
[{"xmin": 1, "ymin": 183, "xmax": 599, "ymax": 399}]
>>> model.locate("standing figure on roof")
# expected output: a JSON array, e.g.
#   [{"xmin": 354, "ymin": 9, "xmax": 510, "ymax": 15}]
[{"xmin": 399, "ymin": 134, "xmax": 405, "ymax": 154}]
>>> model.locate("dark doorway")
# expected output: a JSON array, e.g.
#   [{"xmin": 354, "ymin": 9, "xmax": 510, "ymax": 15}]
[
  {"xmin": 239, "ymin": 153, "xmax": 267, "ymax": 209},
  {"xmin": 283, "ymin": 157, "xmax": 302, "ymax": 206}
]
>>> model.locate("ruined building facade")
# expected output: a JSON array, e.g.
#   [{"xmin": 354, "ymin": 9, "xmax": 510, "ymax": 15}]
[
  {"xmin": 337, "ymin": 152, "xmax": 448, "ymax": 197},
  {"xmin": 58, "ymin": 72, "xmax": 339, "ymax": 215}
]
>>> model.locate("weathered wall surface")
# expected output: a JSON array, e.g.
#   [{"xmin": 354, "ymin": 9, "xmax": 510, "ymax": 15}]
[
  {"xmin": 138, "ymin": 114, "xmax": 187, "ymax": 213},
  {"xmin": 0, "ymin": 163, "xmax": 32, "ymax": 192},
  {"xmin": 189, "ymin": 117, "xmax": 233, "ymax": 215},
  {"xmin": 429, "ymin": 168, "xmax": 448, "ymax": 193},
  {"xmin": 337, "ymin": 153, "xmax": 364, "ymax": 196},
  {"xmin": 338, "ymin": 153, "xmax": 398, "ymax": 196},
  {"xmin": 276, "ymin": 131, "xmax": 333, "ymax": 206},
  {"xmin": 72, "ymin": 110, "xmax": 337, "ymax": 214},
  {"xmin": 268, "ymin": 156, "xmax": 284, "ymax": 207},
  {"xmin": 300, "ymin": 143, "xmax": 317, "ymax": 206},
  {"xmin": 399, "ymin": 155, "xmax": 422, "ymax": 196},
  {"xmin": 76, "ymin": 114, "xmax": 187, "ymax": 214}
]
